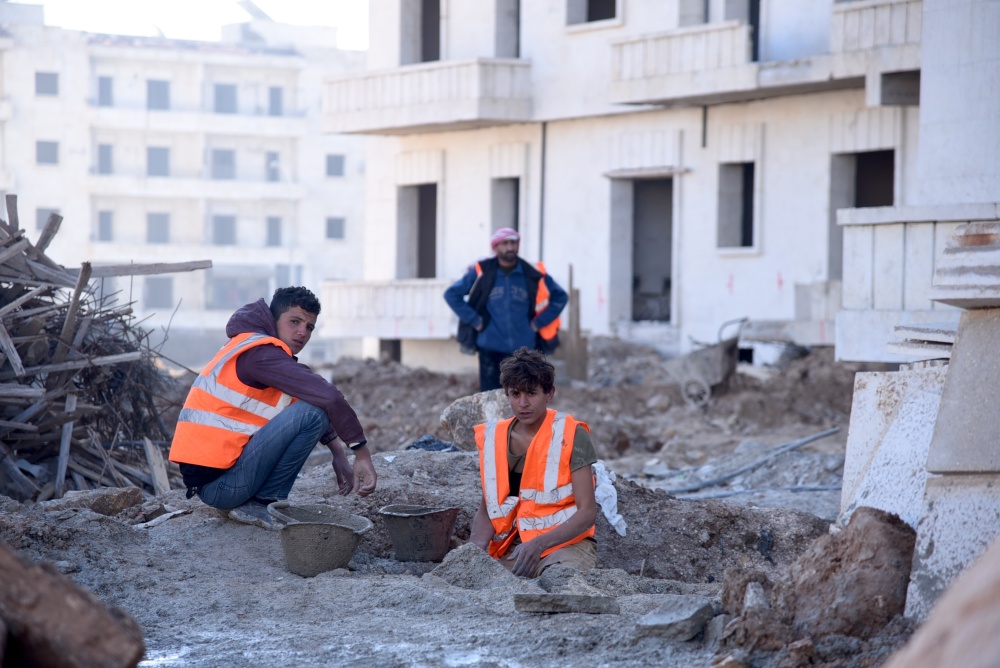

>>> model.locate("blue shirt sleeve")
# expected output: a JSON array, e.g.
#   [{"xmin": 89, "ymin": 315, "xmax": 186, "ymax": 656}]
[
  {"xmin": 443, "ymin": 267, "xmax": 483, "ymax": 327},
  {"xmin": 532, "ymin": 273, "xmax": 568, "ymax": 329}
]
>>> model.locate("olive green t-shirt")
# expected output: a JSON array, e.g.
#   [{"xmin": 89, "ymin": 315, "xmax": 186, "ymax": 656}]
[{"xmin": 507, "ymin": 423, "xmax": 597, "ymax": 493}]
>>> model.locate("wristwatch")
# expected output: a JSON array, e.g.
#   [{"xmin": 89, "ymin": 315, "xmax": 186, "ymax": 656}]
[{"xmin": 347, "ymin": 440, "xmax": 368, "ymax": 451}]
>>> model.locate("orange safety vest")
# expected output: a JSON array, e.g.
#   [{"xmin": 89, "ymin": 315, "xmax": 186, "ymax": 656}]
[
  {"xmin": 474, "ymin": 260, "xmax": 560, "ymax": 342},
  {"xmin": 169, "ymin": 332, "xmax": 297, "ymax": 469},
  {"xmin": 475, "ymin": 409, "xmax": 595, "ymax": 559}
]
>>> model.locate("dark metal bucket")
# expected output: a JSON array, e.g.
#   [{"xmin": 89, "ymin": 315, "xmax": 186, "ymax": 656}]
[
  {"xmin": 378, "ymin": 504, "xmax": 459, "ymax": 562},
  {"xmin": 268, "ymin": 502, "xmax": 372, "ymax": 577}
]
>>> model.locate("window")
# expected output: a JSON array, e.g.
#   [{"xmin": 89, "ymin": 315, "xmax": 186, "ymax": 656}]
[
  {"xmin": 326, "ymin": 217, "xmax": 345, "ymax": 240},
  {"xmin": 98, "ymin": 76, "xmax": 113, "ymax": 106},
  {"xmin": 147, "ymin": 213, "xmax": 170, "ymax": 243},
  {"xmin": 266, "ymin": 152, "xmax": 280, "ymax": 182},
  {"xmin": 97, "ymin": 144, "xmax": 113, "ymax": 174},
  {"xmin": 212, "ymin": 215, "xmax": 237, "ymax": 245},
  {"xmin": 97, "ymin": 211, "xmax": 113, "ymax": 241},
  {"xmin": 276, "ymin": 264, "xmax": 302, "ymax": 288},
  {"xmin": 401, "ymin": 0, "xmax": 441, "ymax": 64},
  {"xmin": 266, "ymin": 216, "xmax": 282, "ymax": 247},
  {"xmin": 567, "ymin": 0, "xmax": 617, "ymax": 24},
  {"xmin": 147, "ymin": 147, "xmax": 170, "ymax": 177},
  {"xmin": 268, "ymin": 86, "xmax": 283, "ymax": 116},
  {"xmin": 36, "ymin": 141, "xmax": 59, "ymax": 165},
  {"xmin": 326, "ymin": 154, "xmax": 345, "ymax": 177},
  {"xmin": 36, "ymin": 208, "xmax": 60, "ymax": 231},
  {"xmin": 718, "ymin": 162, "xmax": 755, "ymax": 248},
  {"xmin": 144, "ymin": 277, "xmax": 174, "ymax": 309},
  {"xmin": 147, "ymin": 79, "xmax": 170, "ymax": 110},
  {"xmin": 214, "ymin": 83, "xmax": 237, "ymax": 113},
  {"xmin": 35, "ymin": 72, "xmax": 59, "ymax": 96},
  {"xmin": 206, "ymin": 272, "xmax": 271, "ymax": 310},
  {"xmin": 211, "ymin": 149, "xmax": 236, "ymax": 180}
]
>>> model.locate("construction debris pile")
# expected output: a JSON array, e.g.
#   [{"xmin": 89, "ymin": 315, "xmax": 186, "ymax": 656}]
[{"xmin": 0, "ymin": 196, "xmax": 183, "ymax": 503}]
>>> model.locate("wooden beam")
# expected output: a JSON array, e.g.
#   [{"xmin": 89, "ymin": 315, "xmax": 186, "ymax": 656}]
[
  {"xmin": 0, "ymin": 441, "xmax": 40, "ymax": 500},
  {"xmin": 0, "ymin": 320, "xmax": 25, "ymax": 376},
  {"xmin": 143, "ymin": 437, "xmax": 171, "ymax": 495},
  {"xmin": 53, "ymin": 393, "xmax": 77, "ymax": 499},
  {"xmin": 33, "ymin": 211, "xmax": 62, "ymax": 254},
  {"xmin": 5, "ymin": 194, "xmax": 19, "ymax": 232},
  {"xmin": 0, "ymin": 285, "xmax": 47, "ymax": 318},
  {"xmin": 0, "ymin": 351, "xmax": 141, "ymax": 381},
  {"xmin": 85, "ymin": 259, "xmax": 213, "ymax": 278}
]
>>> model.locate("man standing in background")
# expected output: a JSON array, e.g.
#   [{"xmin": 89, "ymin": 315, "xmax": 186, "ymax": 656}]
[{"xmin": 444, "ymin": 228, "xmax": 568, "ymax": 392}]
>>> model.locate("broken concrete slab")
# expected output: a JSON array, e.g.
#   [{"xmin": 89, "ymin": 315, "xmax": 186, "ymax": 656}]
[
  {"xmin": 636, "ymin": 594, "xmax": 715, "ymax": 641},
  {"xmin": 839, "ymin": 367, "xmax": 946, "ymax": 529},
  {"xmin": 514, "ymin": 592, "xmax": 620, "ymax": 615}
]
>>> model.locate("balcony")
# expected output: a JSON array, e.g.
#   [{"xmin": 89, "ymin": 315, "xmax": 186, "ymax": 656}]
[
  {"xmin": 88, "ymin": 174, "xmax": 306, "ymax": 201},
  {"xmin": 612, "ymin": 0, "xmax": 921, "ymax": 108},
  {"xmin": 323, "ymin": 59, "xmax": 532, "ymax": 135},
  {"xmin": 319, "ymin": 279, "xmax": 457, "ymax": 339},
  {"xmin": 89, "ymin": 107, "xmax": 307, "ymax": 138},
  {"xmin": 833, "ymin": 204, "xmax": 999, "ymax": 362}
]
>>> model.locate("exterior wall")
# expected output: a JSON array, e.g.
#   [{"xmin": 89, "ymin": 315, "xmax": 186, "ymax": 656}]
[
  {"xmin": 0, "ymin": 17, "xmax": 367, "ymax": 369},
  {"xmin": 357, "ymin": 85, "xmax": 914, "ymax": 355}
]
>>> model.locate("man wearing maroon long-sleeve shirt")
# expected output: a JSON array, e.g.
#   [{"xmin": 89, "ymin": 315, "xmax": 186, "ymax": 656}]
[{"xmin": 169, "ymin": 286, "xmax": 376, "ymax": 529}]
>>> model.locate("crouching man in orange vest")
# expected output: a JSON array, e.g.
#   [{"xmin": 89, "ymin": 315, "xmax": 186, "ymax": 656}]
[
  {"xmin": 169, "ymin": 286, "xmax": 376, "ymax": 529},
  {"xmin": 470, "ymin": 347, "xmax": 597, "ymax": 577}
]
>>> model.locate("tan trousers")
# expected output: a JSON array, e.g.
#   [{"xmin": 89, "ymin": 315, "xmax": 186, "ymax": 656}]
[{"xmin": 500, "ymin": 538, "xmax": 597, "ymax": 578}]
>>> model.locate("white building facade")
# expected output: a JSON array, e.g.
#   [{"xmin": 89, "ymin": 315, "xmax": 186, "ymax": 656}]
[
  {"xmin": 0, "ymin": 4, "xmax": 367, "ymax": 368},
  {"xmin": 321, "ymin": 0, "xmax": 923, "ymax": 371}
]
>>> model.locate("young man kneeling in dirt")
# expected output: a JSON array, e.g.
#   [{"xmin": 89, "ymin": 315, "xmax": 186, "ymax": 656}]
[
  {"xmin": 169, "ymin": 286, "xmax": 377, "ymax": 529},
  {"xmin": 470, "ymin": 347, "xmax": 598, "ymax": 577}
]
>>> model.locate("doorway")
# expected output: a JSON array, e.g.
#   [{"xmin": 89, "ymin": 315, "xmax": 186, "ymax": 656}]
[{"xmin": 632, "ymin": 179, "xmax": 674, "ymax": 322}]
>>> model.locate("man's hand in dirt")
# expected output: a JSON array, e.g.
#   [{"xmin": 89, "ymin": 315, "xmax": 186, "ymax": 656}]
[
  {"xmin": 329, "ymin": 442, "xmax": 354, "ymax": 496},
  {"xmin": 508, "ymin": 539, "xmax": 544, "ymax": 578},
  {"xmin": 351, "ymin": 445, "xmax": 377, "ymax": 497}
]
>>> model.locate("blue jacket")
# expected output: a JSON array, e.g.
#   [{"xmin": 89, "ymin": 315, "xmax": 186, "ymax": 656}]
[{"xmin": 444, "ymin": 258, "xmax": 568, "ymax": 354}]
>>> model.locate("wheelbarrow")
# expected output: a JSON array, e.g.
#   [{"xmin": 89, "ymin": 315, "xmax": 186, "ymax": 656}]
[{"xmin": 664, "ymin": 317, "xmax": 747, "ymax": 408}]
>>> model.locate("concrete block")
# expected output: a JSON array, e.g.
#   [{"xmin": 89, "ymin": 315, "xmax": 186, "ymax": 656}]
[
  {"xmin": 905, "ymin": 474, "xmax": 1000, "ymax": 620},
  {"xmin": 636, "ymin": 594, "xmax": 715, "ymax": 641},
  {"xmin": 513, "ymin": 593, "xmax": 620, "ymax": 615},
  {"xmin": 927, "ymin": 309, "xmax": 1000, "ymax": 472},
  {"xmin": 839, "ymin": 367, "xmax": 947, "ymax": 529}
]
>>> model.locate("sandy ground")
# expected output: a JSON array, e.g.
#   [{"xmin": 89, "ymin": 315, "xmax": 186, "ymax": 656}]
[{"xmin": 0, "ymin": 339, "xmax": 903, "ymax": 667}]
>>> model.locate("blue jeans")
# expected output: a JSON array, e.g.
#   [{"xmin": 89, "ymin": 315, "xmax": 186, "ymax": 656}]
[{"xmin": 196, "ymin": 401, "xmax": 329, "ymax": 510}]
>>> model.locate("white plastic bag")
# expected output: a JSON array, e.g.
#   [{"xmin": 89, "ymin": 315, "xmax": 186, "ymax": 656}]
[{"xmin": 592, "ymin": 460, "xmax": 627, "ymax": 536}]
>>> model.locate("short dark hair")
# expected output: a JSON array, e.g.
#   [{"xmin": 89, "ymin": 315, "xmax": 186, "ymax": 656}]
[
  {"xmin": 499, "ymin": 347, "xmax": 555, "ymax": 394},
  {"xmin": 269, "ymin": 286, "xmax": 321, "ymax": 320}
]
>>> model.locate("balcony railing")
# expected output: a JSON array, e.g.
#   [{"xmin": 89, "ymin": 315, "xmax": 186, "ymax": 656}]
[
  {"xmin": 319, "ymin": 279, "xmax": 457, "ymax": 339},
  {"xmin": 323, "ymin": 59, "xmax": 532, "ymax": 135},
  {"xmin": 834, "ymin": 204, "xmax": 989, "ymax": 362},
  {"xmin": 831, "ymin": 0, "xmax": 922, "ymax": 53},
  {"xmin": 612, "ymin": 21, "xmax": 752, "ymax": 82}
]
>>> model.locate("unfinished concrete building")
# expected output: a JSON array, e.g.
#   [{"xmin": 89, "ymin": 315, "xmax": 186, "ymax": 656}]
[{"xmin": 321, "ymin": 0, "xmax": 920, "ymax": 371}]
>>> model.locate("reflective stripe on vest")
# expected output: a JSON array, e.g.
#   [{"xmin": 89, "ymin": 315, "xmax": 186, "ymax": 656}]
[{"xmin": 169, "ymin": 332, "xmax": 296, "ymax": 468}]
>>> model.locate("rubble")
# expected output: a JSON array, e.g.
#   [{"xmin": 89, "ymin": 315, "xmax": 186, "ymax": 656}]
[{"xmin": 0, "ymin": 196, "xmax": 204, "ymax": 503}]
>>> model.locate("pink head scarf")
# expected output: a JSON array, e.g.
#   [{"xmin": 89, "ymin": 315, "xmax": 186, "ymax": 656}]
[{"xmin": 490, "ymin": 227, "xmax": 520, "ymax": 249}]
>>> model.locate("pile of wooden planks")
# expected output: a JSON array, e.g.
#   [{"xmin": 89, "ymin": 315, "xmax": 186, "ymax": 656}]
[{"xmin": 0, "ymin": 195, "xmax": 210, "ymax": 502}]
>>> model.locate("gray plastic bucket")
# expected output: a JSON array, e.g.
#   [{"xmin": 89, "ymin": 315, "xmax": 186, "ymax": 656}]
[
  {"xmin": 268, "ymin": 502, "xmax": 372, "ymax": 577},
  {"xmin": 378, "ymin": 504, "xmax": 459, "ymax": 562}
]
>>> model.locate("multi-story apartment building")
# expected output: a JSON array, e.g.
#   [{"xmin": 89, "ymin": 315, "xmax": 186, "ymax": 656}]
[
  {"xmin": 320, "ymin": 0, "xmax": 930, "ymax": 371},
  {"xmin": 0, "ymin": 3, "xmax": 366, "ymax": 368}
]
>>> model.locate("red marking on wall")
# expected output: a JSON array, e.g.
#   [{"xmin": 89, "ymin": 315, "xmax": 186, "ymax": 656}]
[
  {"xmin": 777, "ymin": 272, "xmax": 784, "ymax": 291},
  {"xmin": 819, "ymin": 319, "xmax": 827, "ymax": 343},
  {"xmin": 428, "ymin": 320, "xmax": 434, "ymax": 336},
  {"xmin": 727, "ymin": 274, "xmax": 735, "ymax": 296},
  {"xmin": 597, "ymin": 286, "xmax": 605, "ymax": 312}
]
